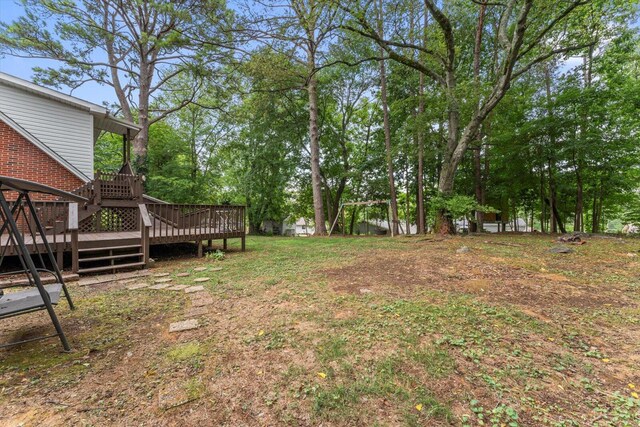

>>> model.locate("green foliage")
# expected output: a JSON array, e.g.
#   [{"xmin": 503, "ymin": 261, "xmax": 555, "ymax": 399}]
[
  {"xmin": 205, "ymin": 249, "xmax": 225, "ymax": 261},
  {"xmin": 430, "ymin": 194, "xmax": 498, "ymax": 225}
]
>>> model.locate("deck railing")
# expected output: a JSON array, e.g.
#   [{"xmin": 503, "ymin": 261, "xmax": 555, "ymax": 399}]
[
  {"xmin": 94, "ymin": 172, "xmax": 143, "ymax": 202},
  {"xmin": 0, "ymin": 201, "xmax": 73, "ymax": 257},
  {"xmin": 146, "ymin": 204, "xmax": 245, "ymax": 242},
  {"xmin": 1, "ymin": 200, "xmax": 245, "ymax": 259}
]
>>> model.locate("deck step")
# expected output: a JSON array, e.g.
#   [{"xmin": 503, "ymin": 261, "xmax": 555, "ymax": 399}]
[
  {"xmin": 0, "ymin": 274, "xmax": 78, "ymax": 288},
  {"xmin": 78, "ymin": 244, "xmax": 142, "ymax": 253},
  {"xmin": 79, "ymin": 253, "xmax": 143, "ymax": 263},
  {"xmin": 77, "ymin": 261, "xmax": 146, "ymax": 274}
]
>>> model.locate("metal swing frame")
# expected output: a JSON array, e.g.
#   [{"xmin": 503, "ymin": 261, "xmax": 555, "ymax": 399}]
[
  {"xmin": 328, "ymin": 200, "xmax": 394, "ymax": 237},
  {"xmin": 0, "ymin": 176, "xmax": 86, "ymax": 351}
]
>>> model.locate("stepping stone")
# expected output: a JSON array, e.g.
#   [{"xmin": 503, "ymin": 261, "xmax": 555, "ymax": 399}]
[
  {"xmin": 154, "ymin": 273, "xmax": 171, "ymax": 278},
  {"xmin": 186, "ymin": 306, "xmax": 210, "ymax": 317},
  {"xmin": 193, "ymin": 277, "xmax": 210, "ymax": 283},
  {"xmin": 210, "ymin": 267, "xmax": 223, "ymax": 272},
  {"xmin": 184, "ymin": 286, "xmax": 205, "ymax": 294},
  {"xmin": 169, "ymin": 319, "xmax": 199, "ymax": 333},
  {"xmin": 159, "ymin": 381, "xmax": 193, "ymax": 409},
  {"xmin": 190, "ymin": 294, "xmax": 214, "ymax": 307},
  {"xmin": 154, "ymin": 278, "xmax": 173, "ymax": 283},
  {"xmin": 193, "ymin": 267, "xmax": 208, "ymax": 272},
  {"xmin": 119, "ymin": 278, "xmax": 137, "ymax": 285},
  {"xmin": 149, "ymin": 283, "xmax": 172, "ymax": 290},
  {"xmin": 549, "ymin": 246, "xmax": 574, "ymax": 254},
  {"xmin": 127, "ymin": 283, "xmax": 149, "ymax": 290},
  {"xmin": 176, "ymin": 273, "xmax": 190, "ymax": 277},
  {"xmin": 167, "ymin": 285, "xmax": 189, "ymax": 291}
]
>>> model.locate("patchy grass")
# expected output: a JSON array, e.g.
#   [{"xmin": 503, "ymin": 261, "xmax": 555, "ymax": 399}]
[{"xmin": 1, "ymin": 234, "xmax": 639, "ymax": 426}]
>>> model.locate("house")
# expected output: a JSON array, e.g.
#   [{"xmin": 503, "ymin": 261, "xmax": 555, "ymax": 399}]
[
  {"xmin": 0, "ymin": 72, "xmax": 246, "ymax": 274},
  {"xmin": 0, "ymin": 72, "xmax": 139, "ymax": 196},
  {"xmin": 281, "ymin": 217, "xmax": 316, "ymax": 236}
]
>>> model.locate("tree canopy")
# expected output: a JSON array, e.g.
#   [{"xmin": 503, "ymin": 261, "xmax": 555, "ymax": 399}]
[{"xmin": 2, "ymin": 0, "xmax": 638, "ymax": 234}]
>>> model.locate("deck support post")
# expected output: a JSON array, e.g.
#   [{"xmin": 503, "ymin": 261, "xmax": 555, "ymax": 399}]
[
  {"xmin": 56, "ymin": 243, "xmax": 64, "ymax": 270},
  {"xmin": 69, "ymin": 203, "xmax": 79, "ymax": 274},
  {"xmin": 138, "ymin": 204, "xmax": 152, "ymax": 266},
  {"xmin": 197, "ymin": 240, "xmax": 203, "ymax": 257},
  {"xmin": 241, "ymin": 236, "xmax": 245, "ymax": 252},
  {"xmin": 207, "ymin": 239, "xmax": 212, "ymax": 249},
  {"xmin": 223, "ymin": 239, "xmax": 227, "ymax": 250}
]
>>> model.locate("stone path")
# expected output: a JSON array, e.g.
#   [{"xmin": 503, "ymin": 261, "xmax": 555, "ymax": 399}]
[
  {"xmin": 79, "ymin": 269, "xmax": 152, "ymax": 287},
  {"xmin": 119, "ymin": 268, "xmax": 216, "ymax": 334}
]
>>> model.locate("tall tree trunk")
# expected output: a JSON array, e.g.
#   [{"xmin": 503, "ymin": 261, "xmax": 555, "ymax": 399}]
[
  {"xmin": 543, "ymin": 64, "xmax": 562, "ymax": 234},
  {"xmin": 471, "ymin": 1, "xmax": 487, "ymax": 233},
  {"xmin": 378, "ymin": 0, "xmax": 399, "ymax": 235},
  {"xmin": 416, "ymin": 72, "xmax": 425, "ymax": 234},
  {"xmin": 406, "ymin": 162, "xmax": 411, "ymax": 234},
  {"xmin": 574, "ymin": 47, "xmax": 593, "ymax": 232},
  {"xmin": 539, "ymin": 168, "xmax": 547, "ymax": 233},
  {"xmin": 548, "ymin": 159, "xmax": 558, "ymax": 233},
  {"xmin": 574, "ymin": 156, "xmax": 584, "ymax": 232},
  {"xmin": 308, "ymin": 61, "xmax": 326, "ymax": 235},
  {"xmin": 415, "ymin": 10, "xmax": 427, "ymax": 234}
]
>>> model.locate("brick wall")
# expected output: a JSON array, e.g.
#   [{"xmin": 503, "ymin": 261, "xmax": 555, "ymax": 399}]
[{"xmin": 0, "ymin": 119, "xmax": 85, "ymax": 200}]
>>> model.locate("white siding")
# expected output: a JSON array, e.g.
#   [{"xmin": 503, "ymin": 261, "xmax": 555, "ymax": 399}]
[{"xmin": 0, "ymin": 84, "xmax": 94, "ymax": 179}]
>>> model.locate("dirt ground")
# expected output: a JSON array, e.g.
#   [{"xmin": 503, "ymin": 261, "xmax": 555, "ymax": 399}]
[{"xmin": 1, "ymin": 234, "xmax": 639, "ymax": 426}]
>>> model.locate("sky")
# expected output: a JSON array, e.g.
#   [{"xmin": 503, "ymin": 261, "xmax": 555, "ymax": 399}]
[
  {"xmin": 0, "ymin": 0, "xmax": 638, "ymax": 109},
  {"xmin": 0, "ymin": 0, "xmax": 118, "ymax": 105}
]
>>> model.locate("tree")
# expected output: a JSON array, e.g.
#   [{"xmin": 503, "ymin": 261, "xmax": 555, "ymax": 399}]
[
  {"xmin": 0, "ymin": 0, "xmax": 231, "ymax": 172},
  {"xmin": 240, "ymin": 0, "xmax": 339, "ymax": 234},
  {"xmin": 341, "ymin": 0, "xmax": 602, "ymax": 232}
]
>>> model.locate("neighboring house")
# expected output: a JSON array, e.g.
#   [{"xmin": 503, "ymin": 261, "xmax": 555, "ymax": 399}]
[
  {"xmin": 263, "ymin": 217, "xmax": 315, "ymax": 236},
  {"xmin": 0, "ymin": 72, "xmax": 139, "ymax": 196}
]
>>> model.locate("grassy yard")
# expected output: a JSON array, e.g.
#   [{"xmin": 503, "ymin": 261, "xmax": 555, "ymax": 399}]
[{"xmin": 1, "ymin": 235, "xmax": 639, "ymax": 426}]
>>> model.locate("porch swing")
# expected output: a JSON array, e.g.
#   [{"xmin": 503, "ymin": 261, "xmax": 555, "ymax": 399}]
[{"xmin": 0, "ymin": 176, "xmax": 87, "ymax": 351}]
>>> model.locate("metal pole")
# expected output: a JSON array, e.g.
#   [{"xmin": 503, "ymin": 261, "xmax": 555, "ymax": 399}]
[{"xmin": 328, "ymin": 204, "xmax": 342, "ymax": 236}]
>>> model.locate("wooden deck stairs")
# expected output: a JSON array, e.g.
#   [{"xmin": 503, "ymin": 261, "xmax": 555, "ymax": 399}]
[
  {"xmin": 76, "ymin": 239, "xmax": 145, "ymax": 274},
  {"xmin": 68, "ymin": 172, "xmax": 148, "ymax": 274}
]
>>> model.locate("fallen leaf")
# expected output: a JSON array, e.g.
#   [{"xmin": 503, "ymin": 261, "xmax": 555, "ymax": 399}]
[
  {"xmin": 415, "ymin": 403, "xmax": 423, "ymax": 412},
  {"xmin": 601, "ymin": 358, "xmax": 610, "ymax": 363},
  {"xmin": 629, "ymin": 383, "xmax": 636, "ymax": 389},
  {"xmin": 317, "ymin": 372, "xmax": 326, "ymax": 379},
  {"xmin": 258, "ymin": 330, "xmax": 264, "ymax": 336},
  {"xmin": 632, "ymin": 392, "xmax": 639, "ymax": 399}
]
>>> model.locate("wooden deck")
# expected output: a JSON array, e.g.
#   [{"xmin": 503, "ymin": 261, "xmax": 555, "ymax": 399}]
[
  {"xmin": 1, "ymin": 172, "xmax": 246, "ymax": 274},
  {"xmin": 1, "ymin": 225, "xmax": 244, "ymax": 253}
]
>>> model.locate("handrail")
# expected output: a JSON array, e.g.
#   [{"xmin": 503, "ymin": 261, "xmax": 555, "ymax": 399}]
[
  {"xmin": 69, "ymin": 203, "xmax": 79, "ymax": 273},
  {"xmin": 138, "ymin": 204, "xmax": 152, "ymax": 228},
  {"xmin": 68, "ymin": 203, "xmax": 78, "ymax": 230},
  {"xmin": 138, "ymin": 204, "xmax": 151, "ymax": 265},
  {"xmin": 145, "ymin": 203, "xmax": 245, "ymax": 241}
]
